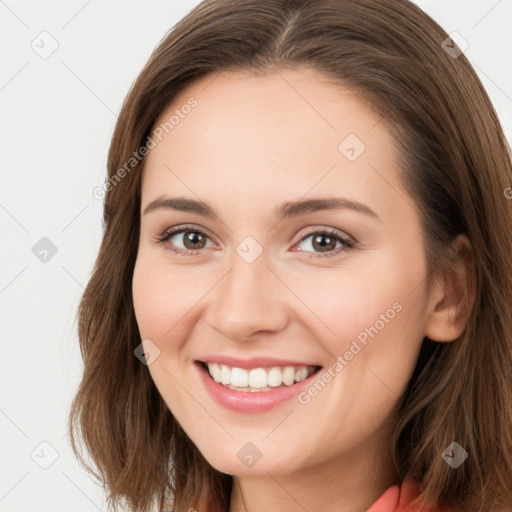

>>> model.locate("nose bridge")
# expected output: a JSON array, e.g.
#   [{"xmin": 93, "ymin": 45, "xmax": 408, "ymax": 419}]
[{"xmin": 207, "ymin": 246, "xmax": 288, "ymax": 339}]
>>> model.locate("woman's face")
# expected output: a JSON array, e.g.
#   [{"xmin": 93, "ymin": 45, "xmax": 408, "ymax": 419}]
[{"xmin": 132, "ymin": 67, "xmax": 431, "ymax": 477}]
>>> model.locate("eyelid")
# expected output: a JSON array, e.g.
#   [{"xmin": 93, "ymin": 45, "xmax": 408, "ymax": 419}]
[
  {"xmin": 154, "ymin": 223, "xmax": 217, "ymax": 249},
  {"xmin": 294, "ymin": 225, "xmax": 356, "ymax": 247},
  {"xmin": 154, "ymin": 224, "xmax": 356, "ymax": 257}
]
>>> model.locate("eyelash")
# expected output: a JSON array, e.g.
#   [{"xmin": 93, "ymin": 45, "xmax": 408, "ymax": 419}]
[{"xmin": 154, "ymin": 224, "xmax": 356, "ymax": 258}]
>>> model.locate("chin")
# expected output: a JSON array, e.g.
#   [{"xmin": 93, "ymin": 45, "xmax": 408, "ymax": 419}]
[{"xmin": 193, "ymin": 437, "xmax": 306, "ymax": 477}]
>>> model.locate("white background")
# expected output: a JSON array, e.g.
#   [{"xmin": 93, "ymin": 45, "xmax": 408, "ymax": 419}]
[{"xmin": 1, "ymin": 1, "xmax": 511, "ymax": 510}]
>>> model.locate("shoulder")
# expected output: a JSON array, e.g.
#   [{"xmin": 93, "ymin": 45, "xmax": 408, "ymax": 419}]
[{"xmin": 367, "ymin": 478, "xmax": 451, "ymax": 512}]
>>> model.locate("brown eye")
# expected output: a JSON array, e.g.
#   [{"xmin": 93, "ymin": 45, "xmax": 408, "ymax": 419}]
[
  {"xmin": 311, "ymin": 233, "xmax": 338, "ymax": 253},
  {"xmin": 294, "ymin": 229, "xmax": 355, "ymax": 258},
  {"xmin": 156, "ymin": 226, "xmax": 214, "ymax": 255},
  {"xmin": 182, "ymin": 231, "xmax": 207, "ymax": 250}
]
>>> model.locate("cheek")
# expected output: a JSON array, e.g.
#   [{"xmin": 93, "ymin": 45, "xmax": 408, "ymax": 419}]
[
  {"xmin": 293, "ymin": 257, "xmax": 427, "ymax": 405},
  {"xmin": 287, "ymin": 261, "xmax": 422, "ymax": 348},
  {"xmin": 132, "ymin": 256, "xmax": 202, "ymax": 415},
  {"xmin": 132, "ymin": 255, "xmax": 207, "ymax": 344}
]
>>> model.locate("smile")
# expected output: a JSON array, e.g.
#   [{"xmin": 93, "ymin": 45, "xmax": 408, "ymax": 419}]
[
  {"xmin": 196, "ymin": 358, "xmax": 322, "ymax": 413},
  {"xmin": 205, "ymin": 362, "xmax": 317, "ymax": 392}
]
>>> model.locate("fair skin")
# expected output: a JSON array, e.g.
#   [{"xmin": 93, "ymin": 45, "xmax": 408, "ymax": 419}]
[{"xmin": 132, "ymin": 67, "xmax": 474, "ymax": 511}]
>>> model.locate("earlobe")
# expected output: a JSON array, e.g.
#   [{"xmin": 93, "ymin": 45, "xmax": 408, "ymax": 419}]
[{"xmin": 424, "ymin": 234, "xmax": 476, "ymax": 342}]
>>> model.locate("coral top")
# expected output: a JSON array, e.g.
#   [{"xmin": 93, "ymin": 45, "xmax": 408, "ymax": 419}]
[{"xmin": 367, "ymin": 479, "xmax": 451, "ymax": 512}]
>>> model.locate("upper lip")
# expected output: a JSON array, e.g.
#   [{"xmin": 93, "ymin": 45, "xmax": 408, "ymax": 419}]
[{"xmin": 197, "ymin": 355, "xmax": 321, "ymax": 370}]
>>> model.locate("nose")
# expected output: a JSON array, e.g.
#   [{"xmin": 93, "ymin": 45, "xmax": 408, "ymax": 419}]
[{"xmin": 204, "ymin": 249, "xmax": 289, "ymax": 341}]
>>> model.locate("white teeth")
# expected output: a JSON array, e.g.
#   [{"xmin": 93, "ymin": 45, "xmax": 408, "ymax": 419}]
[
  {"xmin": 205, "ymin": 362, "xmax": 316, "ymax": 391},
  {"xmin": 231, "ymin": 367, "xmax": 249, "ymax": 387},
  {"xmin": 295, "ymin": 367, "xmax": 308, "ymax": 382},
  {"xmin": 249, "ymin": 368, "xmax": 267, "ymax": 388},
  {"xmin": 221, "ymin": 364, "xmax": 230, "ymax": 385},
  {"xmin": 282, "ymin": 366, "xmax": 295, "ymax": 386},
  {"xmin": 209, "ymin": 363, "xmax": 222, "ymax": 383},
  {"xmin": 267, "ymin": 367, "xmax": 283, "ymax": 387}
]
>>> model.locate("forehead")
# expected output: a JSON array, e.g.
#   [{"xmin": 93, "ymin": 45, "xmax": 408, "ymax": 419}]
[
  {"xmin": 149, "ymin": 66, "xmax": 388, "ymax": 154},
  {"xmin": 141, "ymin": 67, "xmax": 404, "ymax": 220}
]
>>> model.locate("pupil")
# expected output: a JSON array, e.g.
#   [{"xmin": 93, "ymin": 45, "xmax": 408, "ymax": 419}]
[
  {"xmin": 185, "ymin": 231, "xmax": 205, "ymax": 249},
  {"xmin": 181, "ymin": 232, "xmax": 337, "ymax": 252},
  {"xmin": 313, "ymin": 234, "xmax": 335, "ymax": 252}
]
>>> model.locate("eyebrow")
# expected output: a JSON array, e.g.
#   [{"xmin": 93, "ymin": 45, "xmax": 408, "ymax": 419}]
[{"xmin": 142, "ymin": 195, "xmax": 379, "ymax": 221}]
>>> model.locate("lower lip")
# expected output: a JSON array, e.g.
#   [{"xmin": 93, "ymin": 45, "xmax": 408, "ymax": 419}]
[{"xmin": 196, "ymin": 362, "xmax": 320, "ymax": 413}]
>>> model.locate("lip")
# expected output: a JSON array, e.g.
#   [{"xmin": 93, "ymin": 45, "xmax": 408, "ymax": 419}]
[
  {"xmin": 197, "ymin": 355, "xmax": 320, "ymax": 369},
  {"xmin": 195, "ymin": 360, "xmax": 322, "ymax": 413}
]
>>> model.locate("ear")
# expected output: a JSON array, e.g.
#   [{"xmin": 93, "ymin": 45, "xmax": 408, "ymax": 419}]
[{"xmin": 425, "ymin": 234, "xmax": 476, "ymax": 342}]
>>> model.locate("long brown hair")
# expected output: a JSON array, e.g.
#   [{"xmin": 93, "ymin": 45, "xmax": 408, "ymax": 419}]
[{"xmin": 69, "ymin": 1, "xmax": 512, "ymax": 510}]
